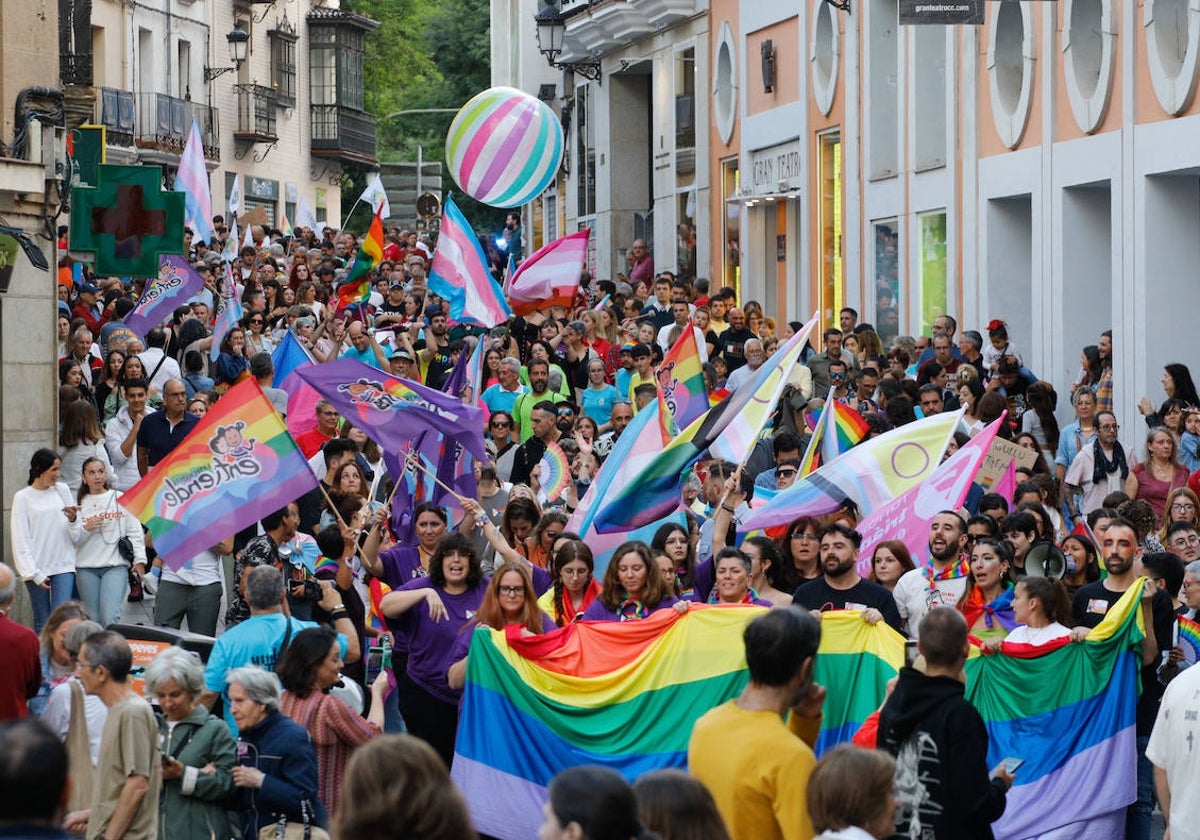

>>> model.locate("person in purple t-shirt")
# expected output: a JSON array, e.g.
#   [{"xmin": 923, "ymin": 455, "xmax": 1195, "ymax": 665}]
[
  {"xmin": 581, "ymin": 541, "xmax": 689, "ymax": 622},
  {"xmin": 380, "ymin": 531, "xmax": 487, "ymax": 767},
  {"xmin": 447, "ymin": 563, "xmax": 556, "ymax": 693},
  {"xmin": 361, "ymin": 501, "xmax": 449, "ymax": 588},
  {"xmin": 709, "ymin": 548, "xmax": 774, "ymax": 607}
]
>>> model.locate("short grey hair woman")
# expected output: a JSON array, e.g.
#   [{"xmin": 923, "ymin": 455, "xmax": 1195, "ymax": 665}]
[
  {"xmin": 149, "ymin": 646, "xmax": 237, "ymax": 840},
  {"xmin": 225, "ymin": 665, "xmax": 281, "ymax": 714}
]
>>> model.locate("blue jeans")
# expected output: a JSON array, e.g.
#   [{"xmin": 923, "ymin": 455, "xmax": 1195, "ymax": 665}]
[
  {"xmin": 1126, "ymin": 734, "xmax": 1156, "ymax": 840},
  {"xmin": 75, "ymin": 566, "xmax": 129, "ymax": 628},
  {"xmin": 25, "ymin": 573, "xmax": 77, "ymax": 634}
]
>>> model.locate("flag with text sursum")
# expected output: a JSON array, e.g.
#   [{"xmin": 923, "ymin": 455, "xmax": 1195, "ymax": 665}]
[
  {"xmin": 428, "ymin": 195, "xmax": 513, "ymax": 328},
  {"xmin": 124, "ymin": 255, "xmax": 206, "ymax": 336},
  {"xmin": 174, "ymin": 118, "xmax": 214, "ymax": 244},
  {"xmin": 119, "ymin": 379, "xmax": 319, "ymax": 570},
  {"xmin": 507, "ymin": 230, "xmax": 589, "ymax": 316}
]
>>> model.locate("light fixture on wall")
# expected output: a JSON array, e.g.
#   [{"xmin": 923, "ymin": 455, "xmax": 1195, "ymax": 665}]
[
  {"xmin": 534, "ymin": 0, "xmax": 602, "ymax": 83},
  {"xmin": 203, "ymin": 22, "xmax": 249, "ymax": 82},
  {"xmin": 761, "ymin": 40, "xmax": 776, "ymax": 93}
]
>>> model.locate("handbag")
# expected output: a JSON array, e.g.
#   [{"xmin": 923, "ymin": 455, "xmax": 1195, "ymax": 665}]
[
  {"xmin": 117, "ymin": 535, "xmax": 135, "ymax": 563},
  {"xmin": 258, "ymin": 799, "xmax": 329, "ymax": 840},
  {"xmin": 65, "ymin": 680, "xmax": 94, "ymax": 812}
]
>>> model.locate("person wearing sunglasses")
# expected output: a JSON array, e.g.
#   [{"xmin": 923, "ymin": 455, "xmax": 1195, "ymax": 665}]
[{"xmin": 486, "ymin": 411, "xmax": 516, "ymax": 459}]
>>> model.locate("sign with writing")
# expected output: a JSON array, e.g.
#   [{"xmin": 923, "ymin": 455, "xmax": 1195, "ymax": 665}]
[
  {"xmin": 975, "ymin": 436, "xmax": 1040, "ymax": 488},
  {"xmin": 899, "ymin": 0, "xmax": 985, "ymax": 25},
  {"xmin": 747, "ymin": 139, "xmax": 802, "ymax": 195}
]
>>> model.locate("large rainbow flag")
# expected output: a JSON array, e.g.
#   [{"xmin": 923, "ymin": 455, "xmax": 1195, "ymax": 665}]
[
  {"xmin": 119, "ymin": 379, "xmax": 319, "ymax": 570},
  {"xmin": 655, "ymin": 319, "xmax": 708, "ymax": 436},
  {"xmin": 813, "ymin": 611, "xmax": 904, "ymax": 755},
  {"xmin": 451, "ymin": 607, "xmax": 761, "ymax": 839},
  {"xmin": 963, "ymin": 581, "xmax": 1146, "ymax": 839}
]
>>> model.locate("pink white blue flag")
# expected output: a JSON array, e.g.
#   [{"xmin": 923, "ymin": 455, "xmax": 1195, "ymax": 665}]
[
  {"xmin": 210, "ymin": 261, "xmax": 243, "ymax": 362},
  {"xmin": 174, "ymin": 118, "xmax": 214, "ymax": 245},
  {"xmin": 428, "ymin": 195, "xmax": 513, "ymax": 328}
]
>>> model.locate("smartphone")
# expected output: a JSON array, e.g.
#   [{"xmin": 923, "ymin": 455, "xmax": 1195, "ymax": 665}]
[
  {"xmin": 1002, "ymin": 757, "xmax": 1025, "ymax": 774},
  {"xmin": 904, "ymin": 640, "xmax": 919, "ymax": 669}
]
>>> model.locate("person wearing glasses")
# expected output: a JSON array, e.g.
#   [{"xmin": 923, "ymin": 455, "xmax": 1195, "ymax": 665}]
[
  {"xmin": 1165, "ymin": 522, "xmax": 1200, "ymax": 564},
  {"xmin": 294, "ymin": 400, "xmax": 341, "ymax": 460},
  {"xmin": 242, "ymin": 312, "xmax": 274, "ymax": 355},
  {"xmin": 1179, "ymin": 560, "xmax": 1200, "ymax": 620},
  {"xmin": 1064, "ymin": 411, "xmax": 1132, "ymax": 520},
  {"xmin": 485, "ymin": 410, "xmax": 516, "ymax": 460},
  {"xmin": 446, "ymin": 563, "xmax": 554, "ymax": 692}
]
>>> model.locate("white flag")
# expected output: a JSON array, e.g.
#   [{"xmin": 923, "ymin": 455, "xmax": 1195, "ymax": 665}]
[
  {"xmin": 228, "ymin": 174, "xmax": 242, "ymax": 217},
  {"xmin": 243, "ymin": 218, "xmax": 254, "ymax": 249},
  {"xmin": 357, "ymin": 171, "xmax": 390, "ymax": 219},
  {"xmin": 296, "ymin": 196, "xmax": 319, "ymax": 232}
]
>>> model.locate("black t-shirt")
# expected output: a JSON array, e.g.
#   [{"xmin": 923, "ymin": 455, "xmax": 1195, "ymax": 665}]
[
  {"xmin": 716, "ymin": 327, "xmax": 756, "ymax": 372},
  {"xmin": 1072, "ymin": 581, "xmax": 1175, "ymax": 735},
  {"xmin": 793, "ymin": 577, "xmax": 904, "ymax": 633}
]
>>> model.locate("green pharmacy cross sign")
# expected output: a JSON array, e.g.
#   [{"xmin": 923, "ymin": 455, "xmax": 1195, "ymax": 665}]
[{"xmin": 69, "ymin": 164, "xmax": 185, "ymax": 277}]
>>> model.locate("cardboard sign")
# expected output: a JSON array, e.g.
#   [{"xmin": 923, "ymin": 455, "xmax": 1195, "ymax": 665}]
[{"xmin": 975, "ymin": 436, "xmax": 1040, "ymax": 488}]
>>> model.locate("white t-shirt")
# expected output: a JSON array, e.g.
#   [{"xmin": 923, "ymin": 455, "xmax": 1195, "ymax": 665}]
[
  {"xmin": 1004, "ymin": 622, "xmax": 1071, "ymax": 646},
  {"xmin": 893, "ymin": 566, "xmax": 969, "ymax": 638},
  {"xmin": 1146, "ymin": 665, "xmax": 1200, "ymax": 840}
]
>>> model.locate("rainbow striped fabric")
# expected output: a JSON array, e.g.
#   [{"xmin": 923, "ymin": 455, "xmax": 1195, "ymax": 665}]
[
  {"xmin": 814, "ymin": 611, "xmax": 904, "ymax": 754},
  {"xmin": 537, "ymin": 440, "xmax": 572, "ymax": 502},
  {"xmin": 656, "ymin": 319, "xmax": 709, "ymax": 436},
  {"xmin": 963, "ymin": 580, "xmax": 1146, "ymax": 838},
  {"xmin": 451, "ymin": 607, "xmax": 761, "ymax": 840},
  {"xmin": 119, "ymin": 379, "xmax": 318, "ymax": 571},
  {"xmin": 336, "ymin": 204, "xmax": 384, "ymax": 312},
  {"xmin": 1180, "ymin": 614, "xmax": 1200, "ymax": 667}
]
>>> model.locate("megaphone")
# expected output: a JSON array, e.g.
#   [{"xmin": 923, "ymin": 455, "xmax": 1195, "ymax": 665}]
[{"xmin": 1025, "ymin": 542, "xmax": 1068, "ymax": 579}]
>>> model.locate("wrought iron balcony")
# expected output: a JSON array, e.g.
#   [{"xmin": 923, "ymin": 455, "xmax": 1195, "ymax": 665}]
[
  {"xmin": 132, "ymin": 93, "xmax": 220, "ymax": 161},
  {"xmin": 310, "ymin": 104, "xmax": 377, "ymax": 166},
  {"xmin": 61, "ymin": 52, "xmax": 93, "ymax": 87},
  {"xmin": 234, "ymin": 84, "xmax": 278, "ymax": 144},
  {"xmin": 98, "ymin": 87, "xmax": 136, "ymax": 148}
]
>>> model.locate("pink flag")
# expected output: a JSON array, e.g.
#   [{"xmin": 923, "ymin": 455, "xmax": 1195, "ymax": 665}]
[
  {"xmin": 507, "ymin": 230, "xmax": 590, "ymax": 316},
  {"xmin": 855, "ymin": 415, "xmax": 1006, "ymax": 576},
  {"xmin": 994, "ymin": 458, "xmax": 1018, "ymax": 503},
  {"xmin": 173, "ymin": 118, "xmax": 214, "ymax": 244}
]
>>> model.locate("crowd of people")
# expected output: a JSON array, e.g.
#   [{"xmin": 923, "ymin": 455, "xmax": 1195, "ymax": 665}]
[{"xmin": 3, "ymin": 217, "xmax": 1199, "ymax": 840}]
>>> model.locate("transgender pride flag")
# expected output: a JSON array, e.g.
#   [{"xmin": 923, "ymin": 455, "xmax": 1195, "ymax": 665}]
[
  {"xmin": 428, "ymin": 195, "xmax": 513, "ymax": 328},
  {"xmin": 174, "ymin": 118, "xmax": 214, "ymax": 245}
]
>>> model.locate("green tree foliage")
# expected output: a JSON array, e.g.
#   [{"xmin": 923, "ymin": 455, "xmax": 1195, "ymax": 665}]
[{"xmin": 343, "ymin": 0, "xmax": 503, "ymax": 235}]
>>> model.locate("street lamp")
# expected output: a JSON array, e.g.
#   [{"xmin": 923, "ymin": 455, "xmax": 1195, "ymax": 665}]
[
  {"xmin": 534, "ymin": 1, "xmax": 601, "ymax": 83},
  {"xmin": 204, "ymin": 23, "xmax": 250, "ymax": 82}
]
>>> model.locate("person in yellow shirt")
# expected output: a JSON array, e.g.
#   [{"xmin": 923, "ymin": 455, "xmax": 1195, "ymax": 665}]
[
  {"xmin": 687, "ymin": 607, "xmax": 825, "ymax": 840},
  {"xmin": 628, "ymin": 344, "xmax": 657, "ymax": 406}
]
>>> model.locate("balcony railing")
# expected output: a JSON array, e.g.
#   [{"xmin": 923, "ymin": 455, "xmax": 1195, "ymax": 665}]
[
  {"xmin": 310, "ymin": 104, "xmax": 377, "ymax": 166},
  {"xmin": 61, "ymin": 52, "xmax": 93, "ymax": 86},
  {"xmin": 234, "ymin": 84, "xmax": 278, "ymax": 143},
  {"xmin": 98, "ymin": 87, "xmax": 136, "ymax": 148},
  {"xmin": 132, "ymin": 92, "xmax": 220, "ymax": 161}
]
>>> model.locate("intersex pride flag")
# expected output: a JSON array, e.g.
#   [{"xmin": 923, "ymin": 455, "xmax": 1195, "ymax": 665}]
[
  {"xmin": 296, "ymin": 359, "xmax": 488, "ymax": 462},
  {"xmin": 124, "ymin": 255, "xmax": 205, "ymax": 336},
  {"xmin": 119, "ymin": 379, "xmax": 319, "ymax": 571}
]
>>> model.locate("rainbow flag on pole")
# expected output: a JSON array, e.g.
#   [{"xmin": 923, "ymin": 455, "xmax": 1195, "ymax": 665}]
[
  {"xmin": 655, "ymin": 319, "xmax": 708, "ymax": 436},
  {"xmin": 962, "ymin": 580, "xmax": 1146, "ymax": 838},
  {"xmin": 119, "ymin": 379, "xmax": 319, "ymax": 571},
  {"xmin": 451, "ymin": 607, "xmax": 761, "ymax": 840},
  {"xmin": 336, "ymin": 204, "xmax": 384, "ymax": 312}
]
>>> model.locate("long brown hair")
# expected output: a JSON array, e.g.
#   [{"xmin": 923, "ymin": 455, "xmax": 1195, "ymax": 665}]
[
  {"xmin": 599, "ymin": 541, "xmax": 668, "ymax": 611},
  {"xmin": 473, "ymin": 563, "xmax": 544, "ymax": 634},
  {"xmin": 59, "ymin": 400, "xmax": 102, "ymax": 447},
  {"xmin": 552, "ymin": 540, "xmax": 594, "ymax": 627}
]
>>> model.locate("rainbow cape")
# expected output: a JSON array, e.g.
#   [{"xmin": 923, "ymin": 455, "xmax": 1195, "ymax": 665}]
[
  {"xmin": 963, "ymin": 580, "xmax": 1147, "ymax": 838},
  {"xmin": 814, "ymin": 611, "xmax": 904, "ymax": 754},
  {"xmin": 119, "ymin": 379, "xmax": 319, "ymax": 570},
  {"xmin": 451, "ymin": 607, "xmax": 761, "ymax": 839}
]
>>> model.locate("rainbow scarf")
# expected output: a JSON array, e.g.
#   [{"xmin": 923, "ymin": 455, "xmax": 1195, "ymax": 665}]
[
  {"xmin": 706, "ymin": 587, "xmax": 760, "ymax": 605},
  {"xmin": 922, "ymin": 555, "xmax": 970, "ymax": 590},
  {"xmin": 961, "ymin": 584, "xmax": 1017, "ymax": 633}
]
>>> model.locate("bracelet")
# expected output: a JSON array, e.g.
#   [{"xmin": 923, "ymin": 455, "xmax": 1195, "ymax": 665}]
[
  {"xmin": 720, "ymin": 504, "xmax": 736, "ymax": 513},
  {"xmin": 477, "ymin": 516, "xmax": 490, "ymax": 526},
  {"xmin": 329, "ymin": 606, "xmax": 347, "ymax": 617}
]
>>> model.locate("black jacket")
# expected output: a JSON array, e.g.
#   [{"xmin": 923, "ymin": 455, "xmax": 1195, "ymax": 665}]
[{"xmin": 877, "ymin": 667, "xmax": 1007, "ymax": 840}]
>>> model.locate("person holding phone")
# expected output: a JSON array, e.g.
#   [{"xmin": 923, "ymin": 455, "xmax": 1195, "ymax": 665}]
[{"xmin": 10, "ymin": 449, "xmax": 78, "ymax": 633}]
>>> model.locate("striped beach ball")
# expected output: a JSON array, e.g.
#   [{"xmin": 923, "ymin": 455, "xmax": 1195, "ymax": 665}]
[{"xmin": 445, "ymin": 86, "xmax": 564, "ymax": 208}]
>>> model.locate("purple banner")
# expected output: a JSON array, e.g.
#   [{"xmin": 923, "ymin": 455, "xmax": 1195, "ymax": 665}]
[{"xmin": 125, "ymin": 255, "xmax": 206, "ymax": 336}]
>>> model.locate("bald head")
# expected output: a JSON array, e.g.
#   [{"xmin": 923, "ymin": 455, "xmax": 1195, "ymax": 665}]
[{"xmin": 0, "ymin": 564, "xmax": 14, "ymax": 607}]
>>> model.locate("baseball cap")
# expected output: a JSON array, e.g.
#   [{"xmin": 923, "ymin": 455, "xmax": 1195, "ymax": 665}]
[
  {"xmin": 390, "ymin": 348, "xmax": 414, "ymax": 361},
  {"xmin": 76, "ymin": 282, "xmax": 100, "ymax": 295}
]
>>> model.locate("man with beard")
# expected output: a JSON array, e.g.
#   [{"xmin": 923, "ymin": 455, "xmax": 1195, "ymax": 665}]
[
  {"xmin": 892, "ymin": 511, "xmax": 972, "ymax": 637},
  {"xmin": 792, "ymin": 524, "xmax": 902, "ymax": 632},
  {"xmin": 1072, "ymin": 518, "xmax": 1173, "ymax": 840},
  {"xmin": 508, "ymin": 402, "xmax": 562, "ymax": 488}
]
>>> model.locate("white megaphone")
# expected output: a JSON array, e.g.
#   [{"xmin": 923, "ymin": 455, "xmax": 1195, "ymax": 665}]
[{"xmin": 1025, "ymin": 542, "xmax": 1068, "ymax": 580}]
